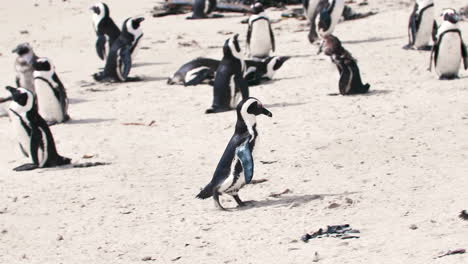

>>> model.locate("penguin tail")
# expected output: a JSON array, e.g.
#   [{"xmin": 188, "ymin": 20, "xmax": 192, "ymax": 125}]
[{"xmin": 196, "ymin": 183, "xmax": 214, "ymax": 199}]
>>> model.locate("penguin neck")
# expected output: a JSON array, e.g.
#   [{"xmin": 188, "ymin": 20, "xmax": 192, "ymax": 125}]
[
  {"xmin": 438, "ymin": 21, "xmax": 460, "ymax": 37},
  {"xmin": 236, "ymin": 115, "xmax": 257, "ymax": 139}
]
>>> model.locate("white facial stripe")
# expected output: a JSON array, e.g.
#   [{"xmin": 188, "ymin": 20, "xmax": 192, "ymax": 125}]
[
  {"xmin": 9, "ymin": 88, "xmax": 34, "ymax": 114},
  {"xmin": 266, "ymin": 57, "xmax": 278, "ymax": 79},
  {"xmin": 240, "ymin": 98, "xmax": 258, "ymax": 139},
  {"xmin": 228, "ymin": 37, "xmax": 243, "ymax": 60},
  {"xmin": 92, "ymin": 2, "xmax": 106, "ymax": 31},
  {"xmin": 127, "ymin": 17, "xmax": 143, "ymax": 38},
  {"xmin": 416, "ymin": 0, "xmax": 433, "ymax": 8}
]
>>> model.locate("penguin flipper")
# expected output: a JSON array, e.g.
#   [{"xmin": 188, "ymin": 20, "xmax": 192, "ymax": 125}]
[
  {"xmin": 96, "ymin": 34, "xmax": 107, "ymax": 60},
  {"xmin": 184, "ymin": 69, "xmax": 213, "ymax": 86},
  {"xmin": 338, "ymin": 64, "xmax": 352, "ymax": 95},
  {"xmin": 461, "ymin": 41, "xmax": 468, "ymax": 70},
  {"xmin": 432, "ymin": 20, "xmax": 438, "ymax": 42},
  {"xmin": 236, "ymin": 139, "xmax": 254, "ymax": 184},
  {"xmin": 119, "ymin": 46, "xmax": 132, "ymax": 81},
  {"xmin": 269, "ymin": 23, "xmax": 276, "ymax": 52},
  {"xmin": 235, "ymin": 75, "xmax": 249, "ymax": 100},
  {"xmin": 13, "ymin": 163, "xmax": 38, "ymax": 171},
  {"xmin": 29, "ymin": 128, "xmax": 43, "ymax": 167},
  {"xmin": 429, "ymin": 39, "xmax": 439, "ymax": 71}
]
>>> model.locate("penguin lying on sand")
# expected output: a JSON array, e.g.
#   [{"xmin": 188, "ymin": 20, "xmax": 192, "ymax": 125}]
[
  {"xmin": 1, "ymin": 86, "xmax": 71, "ymax": 171},
  {"xmin": 319, "ymin": 34, "xmax": 370, "ymax": 95},
  {"xmin": 196, "ymin": 97, "xmax": 272, "ymax": 210},
  {"xmin": 167, "ymin": 56, "xmax": 290, "ymax": 86}
]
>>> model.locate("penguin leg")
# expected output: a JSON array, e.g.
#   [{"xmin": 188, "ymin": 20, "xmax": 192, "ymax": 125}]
[
  {"xmin": 213, "ymin": 192, "xmax": 228, "ymax": 211},
  {"xmin": 233, "ymin": 195, "xmax": 254, "ymax": 207},
  {"xmin": 13, "ymin": 163, "xmax": 38, "ymax": 172}
]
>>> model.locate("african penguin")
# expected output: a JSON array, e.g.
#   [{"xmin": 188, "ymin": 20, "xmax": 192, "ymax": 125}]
[
  {"xmin": 404, "ymin": 0, "xmax": 437, "ymax": 50},
  {"xmin": 303, "ymin": 0, "xmax": 326, "ymax": 43},
  {"xmin": 244, "ymin": 56, "xmax": 291, "ymax": 85},
  {"xmin": 205, "ymin": 34, "xmax": 249, "ymax": 114},
  {"xmin": 3, "ymin": 86, "xmax": 71, "ymax": 171},
  {"xmin": 246, "ymin": 2, "xmax": 275, "ymax": 60},
  {"xmin": 33, "ymin": 58, "xmax": 70, "ymax": 125},
  {"xmin": 196, "ymin": 97, "xmax": 272, "ymax": 210},
  {"xmin": 315, "ymin": 0, "xmax": 345, "ymax": 39},
  {"xmin": 13, "ymin": 43, "xmax": 38, "ymax": 93},
  {"xmin": 93, "ymin": 16, "xmax": 145, "ymax": 82},
  {"xmin": 167, "ymin": 57, "xmax": 219, "ymax": 86},
  {"xmin": 430, "ymin": 9, "xmax": 467, "ymax": 80},
  {"xmin": 319, "ymin": 34, "xmax": 370, "ymax": 95},
  {"xmin": 188, "ymin": 0, "xmax": 217, "ymax": 19},
  {"xmin": 90, "ymin": 2, "xmax": 121, "ymax": 61}
]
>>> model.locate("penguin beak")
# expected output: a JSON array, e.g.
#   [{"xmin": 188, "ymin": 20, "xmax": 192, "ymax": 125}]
[
  {"xmin": 262, "ymin": 107, "xmax": 272, "ymax": 117},
  {"xmin": 135, "ymin": 17, "xmax": 145, "ymax": 23},
  {"xmin": 446, "ymin": 13, "xmax": 460, "ymax": 23},
  {"xmin": 12, "ymin": 47, "xmax": 18, "ymax": 53}
]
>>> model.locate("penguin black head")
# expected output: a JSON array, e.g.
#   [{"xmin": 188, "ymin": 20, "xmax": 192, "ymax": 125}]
[
  {"xmin": 4, "ymin": 86, "xmax": 34, "ymax": 111},
  {"xmin": 223, "ymin": 34, "xmax": 243, "ymax": 60},
  {"xmin": 237, "ymin": 97, "xmax": 272, "ymax": 121},
  {"xmin": 33, "ymin": 58, "xmax": 52, "ymax": 72},
  {"xmin": 122, "ymin": 17, "xmax": 145, "ymax": 38},
  {"xmin": 264, "ymin": 56, "xmax": 290, "ymax": 79},
  {"xmin": 441, "ymin": 8, "xmax": 459, "ymax": 24},
  {"xmin": 12, "ymin": 43, "xmax": 32, "ymax": 56},
  {"xmin": 251, "ymin": 2, "xmax": 264, "ymax": 14},
  {"xmin": 90, "ymin": 2, "xmax": 109, "ymax": 17}
]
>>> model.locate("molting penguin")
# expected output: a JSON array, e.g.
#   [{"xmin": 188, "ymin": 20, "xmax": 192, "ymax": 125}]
[
  {"xmin": 13, "ymin": 43, "xmax": 38, "ymax": 93},
  {"xmin": 315, "ymin": 0, "xmax": 345, "ymax": 39},
  {"xmin": 404, "ymin": 0, "xmax": 437, "ymax": 50},
  {"xmin": 246, "ymin": 2, "xmax": 275, "ymax": 60},
  {"xmin": 93, "ymin": 16, "xmax": 145, "ymax": 82},
  {"xmin": 244, "ymin": 56, "xmax": 291, "ymax": 85},
  {"xmin": 430, "ymin": 9, "xmax": 467, "ymax": 80},
  {"xmin": 188, "ymin": 0, "xmax": 217, "ymax": 19},
  {"xmin": 90, "ymin": 2, "xmax": 121, "ymax": 61},
  {"xmin": 196, "ymin": 97, "xmax": 272, "ymax": 210},
  {"xmin": 2, "ymin": 86, "xmax": 71, "ymax": 171},
  {"xmin": 319, "ymin": 34, "xmax": 370, "ymax": 95},
  {"xmin": 33, "ymin": 58, "xmax": 70, "ymax": 125},
  {"xmin": 167, "ymin": 57, "xmax": 219, "ymax": 86},
  {"xmin": 206, "ymin": 34, "xmax": 249, "ymax": 114}
]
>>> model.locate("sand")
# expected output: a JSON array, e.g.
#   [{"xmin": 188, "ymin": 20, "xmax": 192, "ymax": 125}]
[{"xmin": 0, "ymin": 0, "xmax": 467, "ymax": 263}]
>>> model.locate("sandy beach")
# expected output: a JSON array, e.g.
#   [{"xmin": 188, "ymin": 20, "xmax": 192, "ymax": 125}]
[{"xmin": 0, "ymin": 0, "xmax": 467, "ymax": 263}]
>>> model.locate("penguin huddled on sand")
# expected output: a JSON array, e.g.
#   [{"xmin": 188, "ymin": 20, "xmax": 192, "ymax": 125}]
[
  {"xmin": 168, "ymin": 55, "xmax": 290, "ymax": 86},
  {"xmin": 90, "ymin": 2, "xmax": 121, "ymax": 61},
  {"xmin": 205, "ymin": 34, "xmax": 249, "ymax": 114},
  {"xmin": 93, "ymin": 16, "xmax": 145, "ymax": 82},
  {"xmin": 404, "ymin": 0, "xmax": 437, "ymax": 50},
  {"xmin": 33, "ymin": 58, "xmax": 70, "ymax": 125},
  {"xmin": 13, "ymin": 43, "xmax": 38, "ymax": 93},
  {"xmin": 188, "ymin": 0, "xmax": 217, "ymax": 19},
  {"xmin": 315, "ymin": 0, "xmax": 345, "ymax": 39},
  {"xmin": 1, "ymin": 86, "xmax": 71, "ymax": 171},
  {"xmin": 246, "ymin": 2, "xmax": 275, "ymax": 60},
  {"xmin": 429, "ymin": 9, "xmax": 467, "ymax": 80},
  {"xmin": 197, "ymin": 97, "xmax": 272, "ymax": 210},
  {"xmin": 319, "ymin": 34, "xmax": 370, "ymax": 95}
]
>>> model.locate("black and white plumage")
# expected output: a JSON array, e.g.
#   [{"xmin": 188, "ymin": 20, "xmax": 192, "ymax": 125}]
[
  {"xmin": 167, "ymin": 57, "xmax": 219, "ymax": 86},
  {"xmin": 430, "ymin": 9, "xmax": 467, "ymax": 80},
  {"xmin": 33, "ymin": 58, "xmax": 70, "ymax": 125},
  {"xmin": 168, "ymin": 55, "xmax": 290, "ymax": 86},
  {"xmin": 246, "ymin": 2, "xmax": 275, "ymax": 59},
  {"xmin": 93, "ymin": 16, "xmax": 145, "ymax": 82},
  {"xmin": 404, "ymin": 0, "xmax": 437, "ymax": 50},
  {"xmin": 303, "ymin": 0, "xmax": 326, "ymax": 43},
  {"xmin": 315, "ymin": 0, "xmax": 345, "ymax": 39},
  {"xmin": 3, "ymin": 86, "xmax": 71, "ymax": 171},
  {"xmin": 13, "ymin": 43, "xmax": 38, "ymax": 93},
  {"xmin": 197, "ymin": 97, "xmax": 272, "ymax": 210},
  {"xmin": 319, "ymin": 35, "xmax": 370, "ymax": 95},
  {"xmin": 90, "ymin": 2, "xmax": 121, "ymax": 61},
  {"xmin": 460, "ymin": 210, "xmax": 468, "ymax": 220},
  {"xmin": 205, "ymin": 34, "xmax": 249, "ymax": 114},
  {"xmin": 188, "ymin": 0, "xmax": 217, "ymax": 19}
]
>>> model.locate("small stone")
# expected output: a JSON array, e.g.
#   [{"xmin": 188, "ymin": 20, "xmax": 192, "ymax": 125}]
[
  {"xmin": 57, "ymin": 235, "xmax": 64, "ymax": 241},
  {"xmin": 328, "ymin": 203, "xmax": 340, "ymax": 209},
  {"xmin": 141, "ymin": 256, "xmax": 155, "ymax": 261},
  {"xmin": 409, "ymin": 224, "xmax": 418, "ymax": 230}
]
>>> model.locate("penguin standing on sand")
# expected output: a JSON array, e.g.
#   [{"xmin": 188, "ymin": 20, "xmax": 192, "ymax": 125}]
[
  {"xmin": 404, "ymin": 0, "xmax": 437, "ymax": 50},
  {"xmin": 430, "ymin": 9, "xmax": 467, "ymax": 80},
  {"xmin": 197, "ymin": 97, "xmax": 272, "ymax": 210},
  {"xmin": 33, "ymin": 58, "xmax": 70, "ymax": 125},
  {"xmin": 13, "ymin": 43, "xmax": 38, "ymax": 93},
  {"xmin": 93, "ymin": 16, "xmax": 145, "ymax": 82},
  {"xmin": 90, "ymin": 2, "xmax": 121, "ymax": 61},
  {"xmin": 206, "ymin": 34, "xmax": 249, "ymax": 114},
  {"xmin": 315, "ymin": 0, "xmax": 345, "ymax": 39},
  {"xmin": 319, "ymin": 34, "xmax": 370, "ymax": 95},
  {"xmin": 188, "ymin": 0, "xmax": 217, "ymax": 19},
  {"xmin": 2, "ymin": 86, "xmax": 71, "ymax": 171},
  {"xmin": 246, "ymin": 2, "xmax": 275, "ymax": 60}
]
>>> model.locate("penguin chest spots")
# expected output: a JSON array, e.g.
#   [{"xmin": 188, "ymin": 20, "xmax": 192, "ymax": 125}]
[
  {"xmin": 35, "ymin": 79, "xmax": 64, "ymax": 123},
  {"xmin": 437, "ymin": 34, "xmax": 462, "ymax": 75},
  {"xmin": 249, "ymin": 20, "xmax": 272, "ymax": 58},
  {"xmin": 414, "ymin": 7, "xmax": 434, "ymax": 47}
]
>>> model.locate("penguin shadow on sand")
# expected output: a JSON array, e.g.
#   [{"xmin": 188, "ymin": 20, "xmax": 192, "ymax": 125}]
[
  {"xmin": 341, "ymin": 36, "xmax": 406, "ymax": 45},
  {"xmin": 326, "ymin": 89, "xmax": 392, "ymax": 97},
  {"xmin": 66, "ymin": 118, "xmax": 115, "ymax": 125},
  {"xmin": 132, "ymin": 61, "xmax": 169, "ymax": 68},
  {"xmin": 263, "ymin": 102, "xmax": 307, "ymax": 109}
]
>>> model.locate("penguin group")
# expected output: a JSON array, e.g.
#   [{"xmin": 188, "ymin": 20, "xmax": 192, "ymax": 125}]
[{"xmin": 0, "ymin": 0, "xmax": 466, "ymax": 217}]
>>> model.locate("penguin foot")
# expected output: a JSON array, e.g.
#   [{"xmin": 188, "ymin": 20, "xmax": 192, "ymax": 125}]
[
  {"xmin": 205, "ymin": 107, "xmax": 232, "ymax": 114},
  {"xmin": 13, "ymin": 163, "xmax": 38, "ymax": 171},
  {"xmin": 439, "ymin": 75, "xmax": 459, "ymax": 80},
  {"xmin": 233, "ymin": 195, "xmax": 254, "ymax": 207},
  {"xmin": 93, "ymin": 72, "xmax": 114, "ymax": 83},
  {"xmin": 416, "ymin": 45, "xmax": 432, "ymax": 51},
  {"xmin": 402, "ymin": 44, "xmax": 413, "ymax": 50},
  {"xmin": 125, "ymin": 76, "xmax": 143, "ymax": 82}
]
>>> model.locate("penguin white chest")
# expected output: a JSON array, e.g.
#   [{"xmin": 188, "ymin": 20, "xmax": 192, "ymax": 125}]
[
  {"xmin": 414, "ymin": 7, "xmax": 434, "ymax": 47},
  {"xmin": 35, "ymin": 79, "xmax": 64, "ymax": 123},
  {"xmin": 249, "ymin": 20, "xmax": 272, "ymax": 58},
  {"xmin": 328, "ymin": 0, "xmax": 345, "ymax": 34},
  {"xmin": 9, "ymin": 111, "xmax": 32, "ymax": 157},
  {"xmin": 436, "ymin": 34, "xmax": 462, "ymax": 76},
  {"xmin": 305, "ymin": 0, "xmax": 320, "ymax": 21}
]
